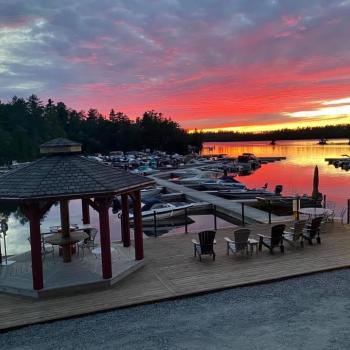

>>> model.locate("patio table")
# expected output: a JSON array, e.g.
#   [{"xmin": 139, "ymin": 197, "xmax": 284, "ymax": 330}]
[
  {"xmin": 299, "ymin": 207, "xmax": 333, "ymax": 218},
  {"xmin": 45, "ymin": 231, "xmax": 88, "ymax": 246},
  {"xmin": 248, "ymin": 238, "xmax": 259, "ymax": 255}
]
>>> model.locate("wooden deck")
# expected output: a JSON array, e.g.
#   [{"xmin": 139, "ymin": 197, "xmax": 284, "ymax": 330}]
[{"xmin": 1, "ymin": 222, "xmax": 350, "ymax": 331}]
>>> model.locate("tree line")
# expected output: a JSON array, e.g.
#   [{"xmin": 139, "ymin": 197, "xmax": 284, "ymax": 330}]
[
  {"xmin": 194, "ymin": 124, "xmax": 350, "ymax": 142},
  {"xmin": 0, "ymin": 95, "xmax": 203, "ymax": 164}
]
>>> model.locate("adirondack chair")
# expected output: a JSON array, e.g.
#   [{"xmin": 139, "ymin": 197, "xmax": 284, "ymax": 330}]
[
  {"xmin": 192, "ymin": 230, "xmax": 216, "ymax": 261},
  {"xmin": 283, "ymin": 220, "xmax": 307, "ymax": 247},
  {"xmin": 303, "ymin": 216, "xmax": 322, "ymax": 244},
  {"xmin": 224, "ymin": 228, "xmax": 251, "ymax": 256},
  {"xmin": 258, "ymin": 224, "xmax": 286, "ymax": 254}
]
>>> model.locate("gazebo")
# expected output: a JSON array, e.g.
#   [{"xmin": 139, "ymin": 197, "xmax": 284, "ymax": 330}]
[{"xmin": 0, "ymin": 138, "xmax": 154, "ymax": 292}]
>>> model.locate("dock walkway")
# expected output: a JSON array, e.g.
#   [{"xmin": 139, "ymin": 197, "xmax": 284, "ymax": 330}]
[
  {"xmin": 153, "ymin": 177, "xmax": 284, "ymax": 224},
  {"xmin": 1, "ymin": 222, "xmax": 349, "ymax": 331}
]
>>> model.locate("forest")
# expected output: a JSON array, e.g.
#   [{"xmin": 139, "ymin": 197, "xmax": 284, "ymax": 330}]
[
  {"xmin": 0, "ymin": 95, "xmax": 202, "ymax": 164},
  {"xmin": 1, "ymin": 95, "xmax": 349, "ymax": 166},
  {"xmin": 193, "ymin": 124, "xmax": 350, "ymax": 142}
]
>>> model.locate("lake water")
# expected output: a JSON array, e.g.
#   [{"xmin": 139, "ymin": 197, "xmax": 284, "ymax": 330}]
[
  {"xmin": 202, "ymin": 139, "xmax": 350, "ymax": 209},
  {"xmin": 1, "ymin": 202, "xmax": 232, "ymax": 256}
]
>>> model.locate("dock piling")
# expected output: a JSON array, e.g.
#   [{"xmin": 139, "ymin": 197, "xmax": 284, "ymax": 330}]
[
  {"xmin": 213, "ymin": 204, "xmax": 217, "ymax": 230},
  {"xmin": 153, "ymin": 211, "xmax": 157, "ymax": 237},
  {"xmin": 241, "ymin": 202, "xmax": 245, "ymax": 226}
]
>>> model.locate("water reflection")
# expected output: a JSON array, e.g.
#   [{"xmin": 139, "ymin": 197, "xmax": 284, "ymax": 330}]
[
  {"xmin": 203, "ymin": 139, "xmax": 350, "ymax": 208},
  {"xmin": 1, "ymin": 200, "xmax": 122, "ymax": 256},
  {"xmin": 1, "ymin": 200, "xmax": 234, "ymax": 256}
]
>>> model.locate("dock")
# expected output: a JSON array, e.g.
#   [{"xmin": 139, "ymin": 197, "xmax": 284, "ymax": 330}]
[
  {"xmin": 325, "ymin": 157, "xmax": 349, "ymax": 164},
  {"xmin": 152, "ymin": 177, "xmax": 287, "ymax": 224},
  {"xmin": 227, "ymin": 156, "xmax": 286, "ymax": 162},
  {"xmin": 0, "ymin": 222, "xmax": 349, "ymax": 331}
]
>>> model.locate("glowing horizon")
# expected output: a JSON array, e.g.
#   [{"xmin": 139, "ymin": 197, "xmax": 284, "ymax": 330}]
[{"xmin": 1, "ymin": 1, "xmax": 350, "ymax": 131}]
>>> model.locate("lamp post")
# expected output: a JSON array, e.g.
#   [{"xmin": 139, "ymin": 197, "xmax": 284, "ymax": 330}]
[{"xmin": 0, "ymin": 218, "xmax": 15, "ymax": 266}]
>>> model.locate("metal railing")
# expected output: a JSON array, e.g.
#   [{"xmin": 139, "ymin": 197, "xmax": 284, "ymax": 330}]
[{"xmin": 151, "ymin": 204, "xmax": 219, "ymax": 237}]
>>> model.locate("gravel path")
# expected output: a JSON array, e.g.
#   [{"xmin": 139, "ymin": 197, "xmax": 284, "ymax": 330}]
[{"xmin": 2, "ymin": 269, "xmax": 350, "ymax": 350}]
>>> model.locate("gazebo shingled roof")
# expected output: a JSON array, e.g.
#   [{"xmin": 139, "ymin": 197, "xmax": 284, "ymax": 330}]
[{"xmin": 0, "ymin": 138, "xmax": 154, "ymax": 201}]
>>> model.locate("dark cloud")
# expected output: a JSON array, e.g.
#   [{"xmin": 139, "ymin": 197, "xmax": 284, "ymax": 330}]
[{"xmin": 0, "ymin": 0, "xmax": 350, "ymax": 129}]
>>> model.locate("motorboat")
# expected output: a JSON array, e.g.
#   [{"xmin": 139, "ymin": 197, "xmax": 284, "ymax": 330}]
[
  {"xmin": 202, "ymin": 176, "xmax": 246, "ymax": 190},
  {"xmin": 141, "ymin": 186, "xmax": 164, "ymax": 198},
  {"xmin": 256, "ymin": 194, "xmax": 316, "ymax": 208},
  {"xmin": 237, "ymin": 153, "xmax": 261, "ymax": 171},
  {"xmin": 170, "ymin": 170, "xmax": 221, "ymax": 186},
  {"xmin": 130, "ymin": 165, "xmax": 158, "ymax": 175},
  {"xmin": 216, "ymin": 187, "xmax": 275, "ymax": 199},
  {"xmin": 127, "ymin": 199, "xmax": 193, "ymax": 221}
]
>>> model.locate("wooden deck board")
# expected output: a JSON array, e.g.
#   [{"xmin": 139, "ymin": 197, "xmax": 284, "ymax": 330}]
[{"xmin": 1, "ymin": 222, "xmax": 350, "ymax": 331}]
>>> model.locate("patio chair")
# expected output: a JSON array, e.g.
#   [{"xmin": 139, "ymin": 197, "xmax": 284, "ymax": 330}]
[
  {"xmin": 28, "ymin": 237, "xmax": 54, "ymax": 260},
  {"xmin": 325, "ymin": 201, "xmax": 336, "ymax": 212},
  {"xmin": 77, "ymin": 228, "xmax": 98, "ymax": 256},
  {"xmin": 333, "ymin": 207, "xmax": 347, "ymax": 224},
  {"xmin": 283, "ymin": 220, "xmax": 307, "ymax": 247},
  {"xmin": 325, "ymin": 207, "xmax": 346, "ymax": 224},
  {"xmin": 192, "ymin": 230, "xmax": 216, "ymax": 261},
  {"xmin": 258, "ymin": 224, "xmax": 286, "ymax": 254},
  {"xmin": 224, "ymin": 228, "xmax": 251, "ymax": 256},
  {"xmin": 302, "ymin": 216, "xmax": 322, "ymax": 245}
]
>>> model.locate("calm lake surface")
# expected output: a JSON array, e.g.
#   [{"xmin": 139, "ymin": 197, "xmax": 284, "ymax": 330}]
[
  {"xmin": 202, "ymin": 139, "xmax": 350, "ymax": 208},
  {"xmin": 2, "ymin": 203, "xmax": 231, "ymax": 256}
]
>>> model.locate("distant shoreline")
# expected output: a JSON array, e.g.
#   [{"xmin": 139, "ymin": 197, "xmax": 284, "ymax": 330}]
[
  {"xmin": 202, "ymin": 138, "xmax": 350, "ymax": 144},
  {"xmin": 192, "ymin": 124, "xmax": 350, "ymax": 144}
]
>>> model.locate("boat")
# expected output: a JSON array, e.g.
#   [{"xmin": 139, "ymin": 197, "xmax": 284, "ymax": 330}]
[
  {"xmin": 170, "ymin": 169, "xmax": 221, "ymax": 186},
  {"xmin": 202, "ymin": 177, "xmax": 246, "ymax": 190},
  {"xmin": 202, "ymin": 179, "xmax": 246, "ymax": 190},
  {"xmin": 127, "ymin": 198, "xmax": 193, "ymax": 221},
  {"xmin": 130, "ymin": 165, "xmax": 158, "ymax": 175},
  {"xmin": 237, "ymin": 153, "xmax": 261, "ymax": 170},
  {"xmin": 140, "ymin": 217, "xmax": 195, "ymax": 237},
  {"xmin": 141, "ymin": 186, "xmax": 164, "ymax": 198},
  {"xmin": 215, "ymin": 186, "xmax": 275, "ymax": 199},
  {"xmin": 256, "ymin": 194, "xmax": 316, "ymax": 208},
  {"xmin": 318, "ymin": 138, "xmax": 328, "ymax": 145}
]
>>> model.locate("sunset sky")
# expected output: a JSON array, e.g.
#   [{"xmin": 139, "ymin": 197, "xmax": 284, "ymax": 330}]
[{"xmin": 1, "ymin": 0, "xmax": 350, "ymax": 132}]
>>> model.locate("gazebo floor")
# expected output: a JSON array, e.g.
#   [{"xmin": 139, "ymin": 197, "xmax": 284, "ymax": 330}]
[
  {"xmin": 0, "ymin": 243, "xmax": 143, "ymax": 298},
  {"xmin": 1, "ymin": 222, "xmax": 350, "ymax": 331}
]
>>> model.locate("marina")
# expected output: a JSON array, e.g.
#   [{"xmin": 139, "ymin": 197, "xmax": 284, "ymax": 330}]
[
  {"xmin": 1, "ymin": 2, "xmax": 350, "ymax": 347},
  {"xmin": 1, "ymin": 138, "xmax": 350, "ymax": 332}
]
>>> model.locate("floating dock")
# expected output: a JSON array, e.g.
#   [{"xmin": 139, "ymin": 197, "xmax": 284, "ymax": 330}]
[
  {"xmin": 226, "ymin": 156, "xmax": 286, "ymax": 162},
  {"xmin": 325, "ymin": 157, "xmax": 349, "ymax": 164},
  {"xmin": 152, "ymin": 177, "xmax": 290, "ymax": 224}
]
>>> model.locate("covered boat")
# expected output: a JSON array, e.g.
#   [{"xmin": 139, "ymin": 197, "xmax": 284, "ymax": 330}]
[{"xmin": 126, "ymin": 198, "xmax": 192, "ymax": 221}]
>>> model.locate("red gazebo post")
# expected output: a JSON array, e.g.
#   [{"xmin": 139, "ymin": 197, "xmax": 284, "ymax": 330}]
[
  {"xmin": 121, "ymin": 193, "xmax": 130, "ymax": 247},
  {"xmin": 95, "ymin": 197, "xmax": 112, "ymax": 279},
  {"xmin": 27, "ymin": 204, "xmax": 44, "ymax": 290},
  {"xmin": 133, "ymin": 190, "xmax": 144, "ymax": 260},
  {"xmin": 81, "ymin": 198, "xmax": 90, "ymax": 225},
  {"xmin": 60, "ymin": 199, "xmax": 72, "ymax": 263}
]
